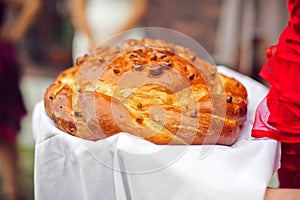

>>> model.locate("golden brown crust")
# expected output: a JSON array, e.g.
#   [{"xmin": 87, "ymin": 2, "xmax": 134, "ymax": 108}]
[{"xmin": 44, "ymin": 38, "xmax": 248, "ymax": 145}]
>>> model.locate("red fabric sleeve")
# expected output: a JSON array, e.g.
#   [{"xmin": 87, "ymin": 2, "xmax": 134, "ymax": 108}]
[
  {"xmin": 252, "ymin": 0, "xmax": 300, "ymax": 142},
  {"xmin": 288, "ymin": 0, "xmax": 300, "ymax": 35}
]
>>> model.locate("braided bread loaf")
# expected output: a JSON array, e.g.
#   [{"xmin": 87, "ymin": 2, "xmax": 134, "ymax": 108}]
[{"xmin": 44, "ymin": 38, "xmax": 247, "ymax": 145}]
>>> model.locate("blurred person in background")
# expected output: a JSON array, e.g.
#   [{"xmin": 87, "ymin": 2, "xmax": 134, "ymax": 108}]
[
  {"xmin": 70, "ymin": 0, "xmax": 148, "ymax": 62},
  {"xmin": 0, "ymin": 0, "xmax": 40, "ymax": 199}
]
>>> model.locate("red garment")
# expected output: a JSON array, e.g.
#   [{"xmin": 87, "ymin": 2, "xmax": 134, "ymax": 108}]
[
  {"xmin": 252, "ymin": 96, "xmax": 300, "ymax": 142},
  {"xmin": 252, "ymin": 0, "xmax": 300, "ymax": 189},
  {"xmin": 278, "ymin": 142, "xmax": 300, "ymax": 188},
  {"xmin": 0, "ymin": 41, "xmax": 27, "ymax": 143},
  {"xmin": 252, "ymin": 0, "xmax": 300, "ymax": 142}
]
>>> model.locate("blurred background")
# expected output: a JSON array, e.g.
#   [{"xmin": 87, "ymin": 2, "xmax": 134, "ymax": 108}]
[{"xmin": 1, "ymin": 0, "xmax": 289, "ymax": 199}]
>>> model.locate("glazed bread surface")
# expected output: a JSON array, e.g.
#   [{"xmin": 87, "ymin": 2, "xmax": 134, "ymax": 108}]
[{"xmin": 44, "ymin": 38, "xmax": 248, "ymax": 145}]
